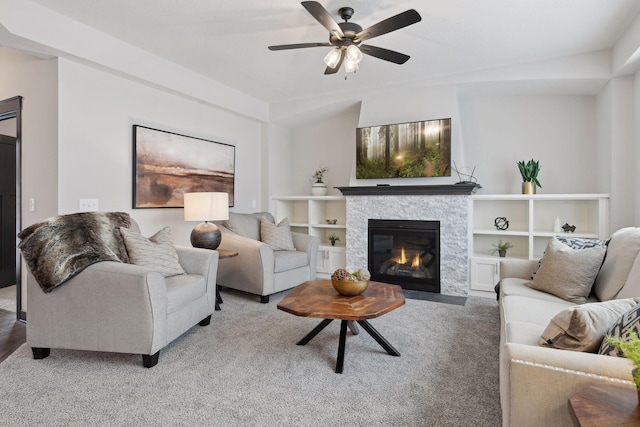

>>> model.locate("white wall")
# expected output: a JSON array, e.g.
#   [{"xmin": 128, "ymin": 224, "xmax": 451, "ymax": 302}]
[
  {"xmin": 0, "ymin": 47, "xmax": 58, "ymax": 310},
  {"xmin": 286, "ymin": 103, "xmax": 361, "ymax": 196},
  {"xmin": 57, "ymin": 58, "xmax": 264, "ymax": 246},
  {"xmin": 459, "ymin": 94, "xmax": 597, "ymax": 194}
]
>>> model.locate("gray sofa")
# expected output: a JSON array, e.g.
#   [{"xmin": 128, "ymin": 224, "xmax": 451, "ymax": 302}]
[
  {"xmin": 498, "ymin": 227, "xmax": 640, "ymax": 426},
  {"xmin": 26, "ymin": 219, "xmax": 219, "ymax": 368},
  {"xmin": 215, "ymin": 212, "xmax": 319, "ymax": 303}
]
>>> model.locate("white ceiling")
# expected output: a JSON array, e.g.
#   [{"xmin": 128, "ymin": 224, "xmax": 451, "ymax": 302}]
[{"xmin": 22, "ymin": 0, "xmax": 640, "ymax": 104}]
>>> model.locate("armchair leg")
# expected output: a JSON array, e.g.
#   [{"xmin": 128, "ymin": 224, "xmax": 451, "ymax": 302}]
[
  {"xmin": 260, "ymin": 295, "xmax": 270, "ymax": 304},
  {"xmin": 142, "ymin": 351, "xmax": 160, "ymax": 368},
  {"xmin": 32, "ymin": 347, "xmax": 51, "ymax": 360},
  {"xmin": 199, "ymin": 315, "xmax": 212, "ymax": 326}
]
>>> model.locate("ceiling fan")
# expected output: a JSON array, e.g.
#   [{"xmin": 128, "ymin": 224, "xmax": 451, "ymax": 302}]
[{"xmin": 268, "ymin": 1, "xmax": 421, "ymax": 76}]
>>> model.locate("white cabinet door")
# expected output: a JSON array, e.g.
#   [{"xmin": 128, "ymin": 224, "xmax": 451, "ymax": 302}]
[
  {"xmin": 470, "ymin": 257, "xmax": 500, "ymax": 292},
  {"xmin": 316, "ymin": 246, "xmax": 346, "ymax": 276}
]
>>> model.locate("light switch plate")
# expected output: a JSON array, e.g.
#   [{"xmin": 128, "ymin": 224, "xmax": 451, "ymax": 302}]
[{"xmin": 79, "ymin": 198, "xmax": 99, "ymax": 212}]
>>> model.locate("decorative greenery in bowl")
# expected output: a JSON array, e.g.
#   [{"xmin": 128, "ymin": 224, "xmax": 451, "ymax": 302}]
[
  {"xmin": 328, "ymin": 233, "xmax": 340, "ymax": 246},
  {"xmin": 313, "ymin": 166, "xmax": 329, "ymax": 183},
  {"xmin": 517, "ymin": 159, "xmax": 542, "ymax": 188}
]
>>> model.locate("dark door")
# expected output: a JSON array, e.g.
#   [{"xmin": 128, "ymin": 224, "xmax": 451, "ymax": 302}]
[{"xmin": 0, "ymin": 135, "xmax": 16, "ymax": 288}]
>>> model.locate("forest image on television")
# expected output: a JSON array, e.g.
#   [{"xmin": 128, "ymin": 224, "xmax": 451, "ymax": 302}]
[{"xmin": 356, "ymin": 118, "xmax": 451, "ymax": 179}]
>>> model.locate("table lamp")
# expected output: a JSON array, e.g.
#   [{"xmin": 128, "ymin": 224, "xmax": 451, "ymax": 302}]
[{"xmin": 184, "ymin": 192, "xmax": 229, "ymax": 250}]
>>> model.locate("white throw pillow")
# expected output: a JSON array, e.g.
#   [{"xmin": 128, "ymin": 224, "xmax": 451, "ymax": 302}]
[
  {"xmin": 540, "ymin": 297, "xmax": 640, "ymax": 352},
  {"xmin": 260, "ymin": 218, "xmax": 295, "ymax": 251},
  {"xmin": 525, "ymin": 237, "xmax": 606, "ymax": 304},
  {"xmin": 120, "ymin": 226, "xmax": 185, "ymax": 276}
]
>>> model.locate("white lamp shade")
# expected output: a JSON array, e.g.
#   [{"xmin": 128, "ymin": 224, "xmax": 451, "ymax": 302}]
[{"xmin": 184, "ymin": 192, "xmax": 229, "ymax": 222}]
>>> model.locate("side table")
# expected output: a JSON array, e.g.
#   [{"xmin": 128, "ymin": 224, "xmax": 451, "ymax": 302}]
[
  {"xmin": 569, "ymin": 383, "xmax": 640, "ymax": 426},
  {"xmin": 215, "ymin": 249, "xmax": 238, "ymax": 311}
]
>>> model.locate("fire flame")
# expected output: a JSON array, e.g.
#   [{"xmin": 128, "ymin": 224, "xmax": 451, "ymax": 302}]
[
  {"xmin": 412, "ymin": 253, "xmax": 421, "ymax": 268},
  {"xmin": 395, "ymin": 248, "xmax": 421, "ymax": 269}
]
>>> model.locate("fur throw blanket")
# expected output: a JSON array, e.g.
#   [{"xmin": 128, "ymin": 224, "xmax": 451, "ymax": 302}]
[{"xmin": 18, "ymin": 212, "xmax": 131, "ymax": 293}]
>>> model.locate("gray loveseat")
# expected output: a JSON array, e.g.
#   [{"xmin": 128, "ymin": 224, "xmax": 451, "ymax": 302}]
[
  {"xmin": 498, "ymin": 227, "xmax": 640, "ymax": 426},
  {"xmin": 215, "ymin": 212, "xmax": 319, "ymax": 303}
]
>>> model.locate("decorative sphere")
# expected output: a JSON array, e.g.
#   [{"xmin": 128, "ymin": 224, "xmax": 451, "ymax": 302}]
[{"xmin": 494, "ymin": 217, "xmax": 509, "ymax": 231}]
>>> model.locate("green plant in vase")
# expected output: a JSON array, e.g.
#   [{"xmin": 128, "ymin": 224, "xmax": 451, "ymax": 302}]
[
  {"xmin": 517, "ymin": 159, "xmax": 542, "ymax": 194},
  {"xmin": 328, "ymin": 233, "xmax": 340, "ymax": 246},
  {"xmin": 605, "ymin": 331, "xmax": 640, "ymax": 392},
  {"xmin": 490, "ymin": 240, "xmax": 514, "ymax": 258}
]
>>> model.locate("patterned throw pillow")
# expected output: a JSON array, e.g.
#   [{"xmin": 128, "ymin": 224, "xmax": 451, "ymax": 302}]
[
  {"xmin": 260, "ymin": 218, "xmax": 296, "ymax": 251},
  {"xmin": 120, "ymin": 227, "xmax": 186, "ymax": 277},
  {"xmin": 531, "ymin": 236, "xmax": 608, "ymax": 279},
  {"xmin": 598, "ymin": 304, "xmax": 640, "ymax": 356}
]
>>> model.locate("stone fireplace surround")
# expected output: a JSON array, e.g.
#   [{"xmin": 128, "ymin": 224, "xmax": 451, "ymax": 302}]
[{"xmin": 341, "ymin": 185, "xmax": 477, "ymax": 297}]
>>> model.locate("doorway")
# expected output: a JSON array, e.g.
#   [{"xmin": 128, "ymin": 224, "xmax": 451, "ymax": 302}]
[{"xmin": 0, "ymin": 97, "xmax": 23, "ymax": 320}]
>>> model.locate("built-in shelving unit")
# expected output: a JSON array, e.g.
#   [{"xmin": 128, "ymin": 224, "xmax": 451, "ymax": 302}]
[
  {"xmin": 272, "ymin": 196, "xmax": 347, "ymax": 278},
  {"xmin": 468, "ymin": 194, "xmax": 610, "ymax": 292}
]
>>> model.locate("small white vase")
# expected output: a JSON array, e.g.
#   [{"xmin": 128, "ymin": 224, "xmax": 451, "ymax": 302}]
[{"xmin": 311, "ymin": 182, "xmax": 328, "ymax": 196}]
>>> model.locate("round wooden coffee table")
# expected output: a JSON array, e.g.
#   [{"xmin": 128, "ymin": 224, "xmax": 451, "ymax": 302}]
[{"xmin": 277, "ymin": 280, "xmax": 405, "ymax": 373}]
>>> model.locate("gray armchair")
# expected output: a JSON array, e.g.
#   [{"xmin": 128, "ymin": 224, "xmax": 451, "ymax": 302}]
[
  {"xmin": 216, "ymin": 212, "xmax": 319, "ymax": 303},
  {"xmin": 25, "ymin": 218, "xmax": 218, "ymax": 368}
]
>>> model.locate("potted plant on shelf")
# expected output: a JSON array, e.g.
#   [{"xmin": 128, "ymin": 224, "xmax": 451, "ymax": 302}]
[
  {"xmin": 605, "ymin": 331, "xmax": 640, "ymax": 397},
  {"xmin": 517, "ymin": 159, "xmax": 542, "ymax": 194},
  {"xmin": 328, "ymin": 233, "xmax": 340, "ymax": 246},
  {"xmin": 311, "ymin": 166, "xmax": 329, "ymax": 196},
  {"xmin": 490, "ymin": 240, "xmax": 514, "ymax": 258}
]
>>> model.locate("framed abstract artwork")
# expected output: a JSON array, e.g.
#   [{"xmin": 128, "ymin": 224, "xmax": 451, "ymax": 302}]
[
  {"xmin": 356, "ymin": 118, "xmax": 451, "ymax": 179},
  {"xmin": 133, "ymin": 125, "xmax": 235, "ymax": 208}
]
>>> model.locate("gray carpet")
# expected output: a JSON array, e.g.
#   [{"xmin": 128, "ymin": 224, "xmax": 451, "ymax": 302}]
[{"xmin": 0, "ymin": 290, "xmax": 501, "ymax": 426}]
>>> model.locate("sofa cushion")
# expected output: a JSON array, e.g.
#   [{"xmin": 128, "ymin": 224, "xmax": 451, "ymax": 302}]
[
  {"xmin": 525, "ymin": 237, "xmax": 606, "ymax": 304},
  {"xmin": 273, "ymin": 250, "xmax": 308, "ymax": 273},
  {"xmin": 502, "ymin": 295, "xmax": 572, "ymax": 326},
  {"xmin": 120, "ymin": 227, "xmax": 185, "ymax": 277},
  {"xmin": 224, "ymin": 212, "xmax": 275, "ymax": 241},
  {"xmin": 598, "ymin": 303, "xmax": 640, "ymax": 356},
  {"xmin": 261, "ymin": 218, "xmax": 295, "ymax": 251},
  {"xmin": 540, "ymin": 297, "xmax": 640, "ymax": 352},
  {"xmin": 506, "ymin": 321, "xmax": 546, "ymax": 346},
  {"xmin": 165, "ymin": 274, "xmax": 207, "ymax": 314},
  {"xmin": 501, "ymin": 278, "xmax": 578, "ymax": 303},
  {"xmin": 593, "ymin": 227, "xmax": 640, "ymax": 301}
]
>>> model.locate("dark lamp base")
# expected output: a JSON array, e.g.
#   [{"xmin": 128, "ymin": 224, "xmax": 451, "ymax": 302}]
[{"xmin": 190, "ymin": 222, "xmax": 222, "ymax": 250}]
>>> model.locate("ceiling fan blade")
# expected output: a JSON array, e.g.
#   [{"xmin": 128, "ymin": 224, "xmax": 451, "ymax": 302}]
[
  {"xmin": 302, "ymin": 1, "xmax": 345, "ymax": 39},
  {"xmin": 356, "ymin": 9, "xmax": 421, "ymax": 42},
  {"xmin": 268, "ymin": 42, "xmax": 332, "ymax": 51},
  {"xmin": 360, "ymin": 44, "xmax": 410, "ymax": 64},
  {"xmin": 324, "ymin": 50, "xmax": 345, "ymax": 75}
]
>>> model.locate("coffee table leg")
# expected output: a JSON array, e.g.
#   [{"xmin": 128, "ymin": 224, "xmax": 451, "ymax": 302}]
[
  {"xmin": 357, "ymin": 320, "xmax": 401, "ymax": 357},
  {"xmin": 335, "ymin": 320, "xmax": 348, "ymax": 374},
  {"xmin": 347, "ymin": 320, "xmax": 359, "ymax": 335},
  {"xmin": 297, "ymin": 319, "xmax": 333, "ymax": 346}
]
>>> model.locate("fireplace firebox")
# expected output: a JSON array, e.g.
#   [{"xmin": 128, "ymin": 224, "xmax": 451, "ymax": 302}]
[{"xmin": 368, "ymin": 219, "xmax": 440, "ymax": 293}]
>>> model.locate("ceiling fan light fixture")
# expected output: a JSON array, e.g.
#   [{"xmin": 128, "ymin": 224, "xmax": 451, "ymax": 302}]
[
  {"xmin": 344, "ymin": 57, "xmax": 358, "ymax": 74},
  {"xmin": 346, "ymin": 44, "xmax": 363, "ymax": 64},
  {"xmin": 323, "ymin": 48, "xmax": 342, "ymax": 68}
]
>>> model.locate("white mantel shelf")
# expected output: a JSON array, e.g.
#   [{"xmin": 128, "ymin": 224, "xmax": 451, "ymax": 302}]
[{"xmin": 336, "ymin": 183, "xmax": 481, "ymax": 196}]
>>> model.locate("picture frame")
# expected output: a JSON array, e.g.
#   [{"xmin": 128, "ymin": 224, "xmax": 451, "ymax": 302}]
[
  {"xmin": 133, "ymin": 125, "xmax": 235, "ymax": 208},
  {"xmin": 356, "ymin": 118, "xmax": 451, "ymax": 179}
]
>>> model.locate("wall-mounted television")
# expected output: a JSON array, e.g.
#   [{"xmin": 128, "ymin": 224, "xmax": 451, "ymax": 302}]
[{"xmin": 356, "ymin": 118, "xmax": 451, "ymax": 179}]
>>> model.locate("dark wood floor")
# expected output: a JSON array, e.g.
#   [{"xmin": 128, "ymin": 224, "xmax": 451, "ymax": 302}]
[{"xmin": 0, "ymin": 308, "xmax": 26, "ymax": 363}]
